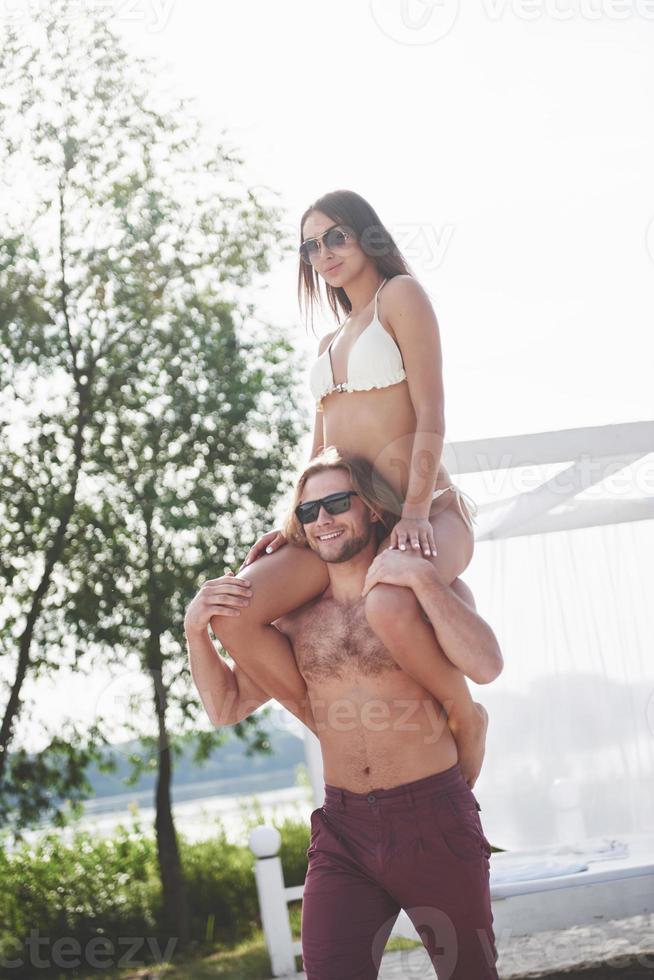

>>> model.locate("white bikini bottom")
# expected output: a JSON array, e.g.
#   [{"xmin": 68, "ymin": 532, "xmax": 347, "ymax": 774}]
[{"xmin": 432, "ymin": 484, "xmax": 478, "ymax": 532}]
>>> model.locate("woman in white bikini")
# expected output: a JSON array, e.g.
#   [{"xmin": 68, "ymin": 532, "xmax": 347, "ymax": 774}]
[{"xmin": 212, "ymin": 189, "xmax": 488, "ymax": 785}]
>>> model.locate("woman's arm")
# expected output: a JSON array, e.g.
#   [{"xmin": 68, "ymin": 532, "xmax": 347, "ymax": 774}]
[
  {"xmin": 386, "ymin": 276, "xmax": 446, "ymax": 518},
  {"xmin": 309, "ymin": 330, "xmax": 336, "ymax": 459},
  {"xmin": 309, "ymin": 405, "xmax": 325, "ymax": 459}
]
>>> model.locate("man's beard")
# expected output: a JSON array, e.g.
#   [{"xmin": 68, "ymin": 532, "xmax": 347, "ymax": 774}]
[{"xmin": 310, "ymin": 523, "xmax": 373, "ymax": 563}]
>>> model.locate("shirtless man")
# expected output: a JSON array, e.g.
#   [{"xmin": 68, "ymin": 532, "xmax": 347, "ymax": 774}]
[{"xmin": 185, "ymin": 450, "xmax": 503, "ymax": 979}]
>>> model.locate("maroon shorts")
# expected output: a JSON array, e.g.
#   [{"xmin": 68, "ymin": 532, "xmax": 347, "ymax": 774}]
[{"xmin": 301, "ymin": 761, "xmax": 498, "ymax": 979}]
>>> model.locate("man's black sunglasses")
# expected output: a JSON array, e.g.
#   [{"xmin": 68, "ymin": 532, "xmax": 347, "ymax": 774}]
[{"xmin": 295, "ymin": 491, "xmax": 359, "ymax": 525}]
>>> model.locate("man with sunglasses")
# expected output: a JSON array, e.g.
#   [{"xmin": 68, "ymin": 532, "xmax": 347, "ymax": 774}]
[{"xmin": 186, "ymin": 449, "xmax": 502, "ymax": 979}]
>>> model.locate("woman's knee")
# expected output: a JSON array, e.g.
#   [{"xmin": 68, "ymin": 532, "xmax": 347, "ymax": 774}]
[
  {"xmin": 364, "ymin": 583, "xmax": 422, "ymax": 636},
  {"xmin": 211, "ymin": 546, "xmax": 329, "ymax": 645},
  {"xmin": 209, "ymin": 571, "xmax": 265, "ymax": 646}
]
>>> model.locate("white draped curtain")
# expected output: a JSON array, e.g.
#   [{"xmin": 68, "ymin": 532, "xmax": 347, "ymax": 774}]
[{"xmin": 466, "ymin": 515, "xmax": 654, "ymax": 850}]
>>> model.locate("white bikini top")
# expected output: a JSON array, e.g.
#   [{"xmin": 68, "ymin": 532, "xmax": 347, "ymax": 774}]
[{"xmin": 309, "ymin": 278, "xmax": 407, "ymax": 411}]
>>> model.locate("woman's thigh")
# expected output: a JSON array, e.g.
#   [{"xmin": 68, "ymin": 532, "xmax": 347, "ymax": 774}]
[
  {"xmin": 429, "ymin": 503, "xmax": 475, "ymax": 579},
  {"xmin": 234, "ymin": 542, "xmax": 330, "ymax": 624}
]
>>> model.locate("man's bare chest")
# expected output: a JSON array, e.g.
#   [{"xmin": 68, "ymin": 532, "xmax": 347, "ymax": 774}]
[{"xmin": 288, "ymin": 598, "xmax": 403, "ymax": 683}]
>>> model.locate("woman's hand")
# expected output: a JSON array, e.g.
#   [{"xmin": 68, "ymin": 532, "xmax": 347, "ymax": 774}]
[
  {"xmin": 184, "ymin": 571, "xmax": 253, "ymax": 633},
  {"xmin": 389, "ymin": 516, "xmax": 437, "ymax": 557},
  {"xmin": 239, "ymin": 528, "xmax": 288, "ymax": 569}
]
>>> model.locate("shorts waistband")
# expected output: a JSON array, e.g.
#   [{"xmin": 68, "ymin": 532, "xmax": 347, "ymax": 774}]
[{"xmin": 323, "ymin": 762, "xmax": 468, "ymax": 808}]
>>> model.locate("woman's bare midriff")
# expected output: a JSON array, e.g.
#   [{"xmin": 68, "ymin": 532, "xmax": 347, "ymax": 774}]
[{"xmin": 321, "ymin": 381, "xmax": 455, "ymax": 518}]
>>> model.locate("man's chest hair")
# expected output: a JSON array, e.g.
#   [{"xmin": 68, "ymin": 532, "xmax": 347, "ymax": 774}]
[{"xmin": 288, "ymin": 597, "xmax": 403, "ymax": 682}]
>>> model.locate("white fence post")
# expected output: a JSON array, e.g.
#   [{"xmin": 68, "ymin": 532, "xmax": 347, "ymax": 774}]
[{"xmin": 249, "ymin": 825, "xmax": 298, "ymax": 977}]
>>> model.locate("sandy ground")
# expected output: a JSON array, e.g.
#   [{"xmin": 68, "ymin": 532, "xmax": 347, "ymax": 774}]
[
  {"xmin": 275, "ymin": 912, "xmax": 654, "ymax": 979},
  {"xmin": 492, "ymin": 912, "xmax": 654, "ymax": 979}
]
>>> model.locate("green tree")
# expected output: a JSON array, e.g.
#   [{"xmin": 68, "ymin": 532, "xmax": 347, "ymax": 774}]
[{"xmin": 0, "ymin": 1, "xmax": 307, "ymax": 946}]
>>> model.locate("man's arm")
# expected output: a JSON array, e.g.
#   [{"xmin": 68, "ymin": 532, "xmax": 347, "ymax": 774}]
[
  {"xmin": 362, "ymin": 553, "xmax": 503, "ymax": 684},
  {"xmin": 416, "ymin": 571, "xmax": 503, "ymax": 684},
  {"xmin": 186, "ymin": 573, "xmax": 317, "ymax": 732},
  {"xmin": 185, "ymin": 574, "xmax": 272, "ymax": 726},
  {"xmin": 186, "ymin": 624, "xmax": 272, "ymax": 726}
]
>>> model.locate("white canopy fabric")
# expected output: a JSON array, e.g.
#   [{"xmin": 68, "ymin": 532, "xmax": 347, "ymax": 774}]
[
  {"xmin": 448, "ymin": 423, "xmax": 654, "ymax": 850},
  {"xmin": 466, "ymin": 514, "xmax": 654, "ymax": 850}
]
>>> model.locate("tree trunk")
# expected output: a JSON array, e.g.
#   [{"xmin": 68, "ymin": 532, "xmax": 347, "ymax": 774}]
[
  {"xmin": 145, "ymin": 505, "xmax": 190, "ymax": 945},
  {"xmin": 153, "ymin": 665, "xmax": 191, "ymax": 946}
]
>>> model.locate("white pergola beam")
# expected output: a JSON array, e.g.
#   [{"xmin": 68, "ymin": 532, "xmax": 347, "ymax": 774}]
[
  {"xmin": 477, "ymin": 496, "xmax": 654, "ymax": 539},
  {"xmin": 475, "ymin": 453, "xmax": 645, "ymax": 539},
  {"xmin": 442, "ymin": 420, "xmax": 654, "ymax": 474}
]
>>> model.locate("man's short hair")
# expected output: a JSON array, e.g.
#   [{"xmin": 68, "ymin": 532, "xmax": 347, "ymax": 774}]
[{"xmin": 283, "ymin": 446, "xmax": 402, "ymax": 548}]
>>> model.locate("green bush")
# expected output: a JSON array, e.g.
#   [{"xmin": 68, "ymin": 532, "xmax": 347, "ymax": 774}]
[
  {"xmin": 182, "ymin": 832, "xmax": 259, "ymax": 945},
  {"xmin": 0, "ymin": 812, "xmax": 311, "ymax": 977}
]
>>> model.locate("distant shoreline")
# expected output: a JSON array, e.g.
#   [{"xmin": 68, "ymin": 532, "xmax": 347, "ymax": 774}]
[{"xmin": 6, "ymin": 780, "xmax": 313, "ymax": 853}]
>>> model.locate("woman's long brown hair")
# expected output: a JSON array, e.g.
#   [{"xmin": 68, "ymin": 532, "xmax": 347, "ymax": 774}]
[
  {"xmin": 297, "ymin": 189, "xmax": 415, "ymax": 335},
  {"xmin": 282, "ymin": 446, "xmax": 403, "ymax": 548}
]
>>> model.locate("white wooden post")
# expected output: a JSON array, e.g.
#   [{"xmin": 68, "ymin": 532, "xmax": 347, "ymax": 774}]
[{"xmin": 249, "ymin": 826, "xmax": 298, "ymax": 977}]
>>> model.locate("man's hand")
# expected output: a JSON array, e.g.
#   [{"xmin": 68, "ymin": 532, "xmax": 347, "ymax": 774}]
[
  {"xmin": 184, "ymin": 571, "xmax": 253, "ymax": 634},
  {"xmin": 361, "ymin": 548, "xmax": 445, "ymax": 597}
]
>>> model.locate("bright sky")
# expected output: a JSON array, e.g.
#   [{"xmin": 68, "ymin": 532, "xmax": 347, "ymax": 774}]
[
  {"xmin": 106, "ymin": 0, "xmax": 654, "ymax": 447},
  {"xmin": 6, "ymin": 2, "xmax": 654, "ymax": 778}
]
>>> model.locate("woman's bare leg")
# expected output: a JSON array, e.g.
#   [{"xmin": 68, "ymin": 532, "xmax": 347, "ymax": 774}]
[
  {"xmin": 364, "ymin": 502, "xmax": 488, "ymax": 786},
  {"xmin": 210, "ymin": 544, "xmax": 329, "ymax": 733}
]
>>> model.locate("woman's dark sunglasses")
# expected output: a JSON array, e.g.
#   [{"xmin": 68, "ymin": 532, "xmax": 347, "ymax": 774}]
[
  {"xmin": 295, "ymin": 490, "xmax": 359, "ymax": 525},
  {"xmin": 299, "ymin": 224, "xmax": 354, "ymax": 266}
]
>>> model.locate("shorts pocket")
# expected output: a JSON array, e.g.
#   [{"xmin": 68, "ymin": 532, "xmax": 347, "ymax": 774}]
[
  {"xmin": 306, "ymin": 808, "xmax": 323, "ymax": 857},
  {"xmin": 435, "ymin": 792, "xmax": 491, "ymax": 862}
]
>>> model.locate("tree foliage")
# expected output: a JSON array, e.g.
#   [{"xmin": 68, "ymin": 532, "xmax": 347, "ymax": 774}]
[{"xmin": 0, "ymin": 0, "xmax": 307, "ymax": 941}]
